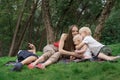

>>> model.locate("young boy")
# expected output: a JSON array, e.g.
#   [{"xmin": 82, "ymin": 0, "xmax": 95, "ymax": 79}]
[
  {"xmin": 73, "ymin": 34, "xmax": 92, "ymax": 59},
  {"xmin": 76, "ymin": 27, "xmax": 120, "ymax": 61},
  {"xmin": 11, "ymin": 43, "xmax": 38, "ymax": 71}
]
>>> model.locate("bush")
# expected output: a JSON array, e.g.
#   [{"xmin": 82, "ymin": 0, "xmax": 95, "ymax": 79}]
[{"xmin": 101, "ymin": 7, "xmax": 120, "ymax": 44}]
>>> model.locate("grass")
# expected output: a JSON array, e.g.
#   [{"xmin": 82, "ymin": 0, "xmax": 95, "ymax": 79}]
[{"xmin": 0, "ymin": 43, "xmax": 120, "ymax": 80}]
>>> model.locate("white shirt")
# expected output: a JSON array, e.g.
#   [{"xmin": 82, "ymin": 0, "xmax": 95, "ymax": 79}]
[{"xmin": 82, "ymin": 36, "xmax": 104, "ymax": 56}]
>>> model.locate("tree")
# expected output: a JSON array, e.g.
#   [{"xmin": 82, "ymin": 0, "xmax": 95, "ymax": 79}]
[
  {"xmin": 42, "ymin": 0, "xmax": 55, "ymax": 44},
  {"xmin": 9, "ymin": 0, "xmax": 39, "ymax": 56},
  {"xmin": 94, "ymin": 0, "xmax": 116, "ymax": 41},
  {"xmin": 8, "ymin": 0, "xmax": 28, "ymax": 56}
]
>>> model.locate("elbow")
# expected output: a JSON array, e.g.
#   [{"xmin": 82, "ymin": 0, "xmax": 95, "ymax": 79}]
[
  {"xmin": 59, "ymin": 49, "xmax": 63, "ymax": 53},
  {"xmin": 59, "ymin": 50, "xmax": 62, "ymax": 53},
  {"xmin": 76, "ymin": 46, "xmax": 79, "ymax": 50}
]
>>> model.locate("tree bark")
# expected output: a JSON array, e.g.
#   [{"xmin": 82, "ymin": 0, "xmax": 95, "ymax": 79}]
[
  {"xmin": 8, "ymin": 0, "xmax": 28, "ymax": 56},
  {"xmin": 38, "ymin": 29, "xmax": 46, "ymax": 51},
  {"xmin": 9, "ymin": 0, "xmax": 39, "ymax": 56},
  {"xmin": 94, "ymin": 0, "xmax": 115, "ymax": 41},
  {"xmin": 16, "ymin": 0, "xmax": 39, "ymax": 56},
  {"xmin": 42, "ymin": 0, "xmax": 55, "ymax": 44}
]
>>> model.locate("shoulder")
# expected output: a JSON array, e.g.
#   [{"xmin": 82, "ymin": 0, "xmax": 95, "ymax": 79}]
[
  {"xmin": 61, "ymin": 33, "xmax": 67, "ymax": 37},
  {"xmin": 84, "ymin": 36, "xmax": 92, "ymax": 40},
  {"xmin": 83, "ymin": 36, "xmax": 93, "ymax": 43},
  {"xmin": 60, "ymin": 33, "xmax": 68, "ymax": 40}
]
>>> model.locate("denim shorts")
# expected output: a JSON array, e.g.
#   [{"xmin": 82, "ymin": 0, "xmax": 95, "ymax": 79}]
[{"xmin": 96, "ymin": 46, "xmax": 112, "ymax": 56}]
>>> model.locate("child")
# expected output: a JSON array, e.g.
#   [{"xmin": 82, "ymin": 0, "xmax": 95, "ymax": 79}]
[
  {"xmin": 76, "ymin": 27, "xmax": 120, "ymax": 61},
  {"xmin": 73, "ymin": 34, "xmax": 92, "ymax": 59},
  {"xmin": 11, "ymin": 43, "xmax": 38, "ymax": 71}
]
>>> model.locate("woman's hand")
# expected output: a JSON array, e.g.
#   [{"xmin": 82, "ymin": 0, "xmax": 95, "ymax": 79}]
[
  {"xmin": 70, "ymin": 56, "xmax": 76, "ymax": 60},
  {"xmin": 75, "ymin": 50, "xmax": 80, "ymax": 54},
  {"xmin": 72, "ymin": 52, "xmax": 82, "ymax": 58}
]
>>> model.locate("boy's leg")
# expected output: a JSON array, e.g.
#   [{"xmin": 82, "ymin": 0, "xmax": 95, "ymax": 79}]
[
  {"xmin": 12, "ymin": 56, "xmax": 37, "ymax": 71},
  {"xmin": 98, "ymin": 53, "xmax": 120, "ymax": 61},
  {"xmin": 21, "ymin": 56, "xmax": 37, "ymax": 65}
]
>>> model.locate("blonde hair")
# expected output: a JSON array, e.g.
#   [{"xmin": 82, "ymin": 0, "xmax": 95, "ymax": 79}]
[
  {"xmin": 79, "ymin": 27, "xmax": 92, "ymax": 35},
  {"xmin": 73, "ymin": 34, "xmax": 82, "ymax": 42}
]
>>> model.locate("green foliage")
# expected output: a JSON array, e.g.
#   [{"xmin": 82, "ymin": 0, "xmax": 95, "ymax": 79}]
[
  {"xmin": 0, "ymin": 44, "xmax": 120, "ymax": 80},
  {"xmin": 101, "ymin": 1, "xmax": 120, "ymax": 44},
  {"xmin": 109, "ymin": 43, "xmax": 120, "ymax": 55},
  {"xmin": 0, "ymin": 0, "xmax": 120, "ymax": 56},
  {"xmin": 0, "ymin": 0, "xmax": 41, "ymax": 56},
  {"xmin": 0, "ymin": 0, "xmax": 21, "ymax": 55}
]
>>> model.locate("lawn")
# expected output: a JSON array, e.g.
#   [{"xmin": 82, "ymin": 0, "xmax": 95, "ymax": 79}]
[{"xmin": 0, "ymin": 43, "xmax": 120, "ymax": 80}]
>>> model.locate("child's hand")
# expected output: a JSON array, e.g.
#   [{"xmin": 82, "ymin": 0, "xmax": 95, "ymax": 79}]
[
  {"xmin": 75, "ymin": 45, "xmax": 80, "ymax": 50},
  {"xmin": 72, "ymin": 52, "xmax": 82, "ymax": 58},
  {"xmin": 70, "ymin": 56, "xmax": 75, "ymax": 60},
  {"xmin": 75, "ymin": 50, "xmax": 80, "ymax": 54}
]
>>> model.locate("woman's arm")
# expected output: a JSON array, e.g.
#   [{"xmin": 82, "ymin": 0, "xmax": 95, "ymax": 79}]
[{"xmin": 59, "ymin": 33, "xmax": 75, "ymax": 56}]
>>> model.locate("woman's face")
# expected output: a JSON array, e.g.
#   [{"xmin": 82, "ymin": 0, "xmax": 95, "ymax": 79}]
[{"xmin": 72, "ymin": 26, "xmax": 78, "ymax": 37}]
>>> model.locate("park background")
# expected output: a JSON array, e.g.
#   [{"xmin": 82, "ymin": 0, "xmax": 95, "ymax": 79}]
[{"xmin": 0, "ymin": 0, "xmax": 120, "ymax": 80}]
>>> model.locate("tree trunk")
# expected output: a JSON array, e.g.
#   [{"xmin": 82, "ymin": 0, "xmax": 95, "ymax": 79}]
[
  {"xmin": 9, "ymin": 0, "xmax": 39, "ymax": 56},
  {"xmin": 42, "ymin": 0, "xmax": 55, "ymax": 44},
  {"xmin": 38, "ymin": 29, "xmax": 46, "ymax": 51},
  {"xmin": 94, "ymin": 0, "xmax": 115, "ymax": 41},
  {"xmin": 8, "ymin": 0, "xmax": 28, "ymax": 56},
  {"xmin": 16, "ymin": 0, "xmax": 39, "ymax": 56}
]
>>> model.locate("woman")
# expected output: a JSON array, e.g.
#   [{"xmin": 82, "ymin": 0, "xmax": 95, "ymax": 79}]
[
  {"xmin": 59, "ymin": 25, "xmax": 81, "ymax": 59},
  {"xmin": 28, "ymin": 25, "xmax": 81, "ymax": 69},
  {"xmin": 28, "ymin": 42, "xmax": 60, "ymax": 69}
]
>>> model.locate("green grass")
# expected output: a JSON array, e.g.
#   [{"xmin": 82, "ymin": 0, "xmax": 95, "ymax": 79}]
[{"xmin": 0, "ymin": 43, "xmax": 120, "ymax": 80}]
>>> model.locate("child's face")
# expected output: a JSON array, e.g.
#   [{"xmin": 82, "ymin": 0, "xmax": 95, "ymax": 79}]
[
  {"xmin": 79, "ymin": 31, "xmax": 87, "ymax": 38},
  {"xmin": 73, "ymin": 38, "xmax": 81, "ymax": 45},
  {"xmin": 28, "ymin": 43, "xmax": 34, "ymax": 49}
]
